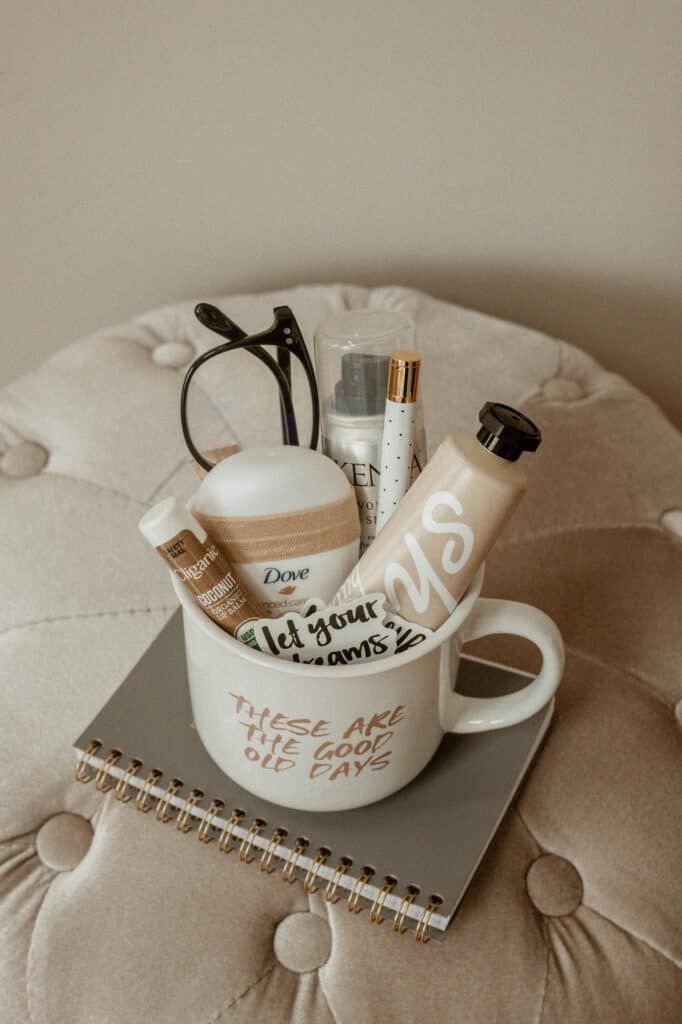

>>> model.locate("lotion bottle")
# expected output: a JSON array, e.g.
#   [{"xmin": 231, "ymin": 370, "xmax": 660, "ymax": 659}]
[{"xmin": 333, "ymin": 403, "xmax": 542, "ymax": 629}]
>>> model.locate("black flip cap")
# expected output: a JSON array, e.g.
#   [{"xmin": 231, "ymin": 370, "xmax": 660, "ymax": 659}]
[{"xmin": 477, "ymin": 402, "xmax": 541, "ymax": 462}]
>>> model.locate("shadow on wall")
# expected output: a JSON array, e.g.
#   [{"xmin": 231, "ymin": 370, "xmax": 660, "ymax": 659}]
[{"xmin": 250, "ymin": 261, "xmax": 681, "ymax": 430}]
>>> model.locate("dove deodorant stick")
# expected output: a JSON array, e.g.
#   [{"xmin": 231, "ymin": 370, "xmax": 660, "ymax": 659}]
[{"xmin": 190, "ymin": 446, "xmax": 361, "ymax": 616}]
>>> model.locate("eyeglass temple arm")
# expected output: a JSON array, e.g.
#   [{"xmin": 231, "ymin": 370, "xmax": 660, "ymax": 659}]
[
  {"xmin": 181, "ymin": 331, "xmax": 298, "ymax": 473},
  {"xmin": 277, "ymin": 346, "xmax": 292, "ymax": 447},
  {"xmin": 196, "ymin": 300, "xmax": 301, "ymax": 429},
  {"xmin": 247, "ymin": 307, "xmax": 320, "ymax": 450},
  {"xmin": 196, "ymin": 303, "xmax": 319, "ymax": 448},
  {"xmin": 194, "ymin": 303, "xmax": 300, "ymax": 448},
  {"xmin": 187, "ymin": 303, "xmax": 319, "ymax": 463},
  {"xmin": 194, "ymin": 304, "xmax": 298, "ymax": 446},
  {"xmin": 195, "ymin": 304, "xmax": 248, "ymax": 343}
]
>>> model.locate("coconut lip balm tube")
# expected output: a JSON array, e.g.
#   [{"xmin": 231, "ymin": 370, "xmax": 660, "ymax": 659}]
[
  {"xmin": 376, "ymin": 351, "xmax": 422, "ymax": 533},
  {"xmin": 332, "ymin": 403, "xmax": 542, "ymax": 630},
  {"xmin": 139, "ymin": 497, "xmax": 263, "ymax": 649}
]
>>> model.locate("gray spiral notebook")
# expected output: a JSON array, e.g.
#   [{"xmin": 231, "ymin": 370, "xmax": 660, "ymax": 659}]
[{"xmin": 74, "ymin": 611, "xmax": 552, "ymax": 943}]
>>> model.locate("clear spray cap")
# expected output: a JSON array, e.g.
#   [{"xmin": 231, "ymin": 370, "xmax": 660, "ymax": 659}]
[{"xmin": 314, "ymin": 310, "xmax": 416, "ymax": 423}]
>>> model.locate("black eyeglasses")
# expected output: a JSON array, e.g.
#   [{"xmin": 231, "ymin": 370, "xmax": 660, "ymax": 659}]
[{"xmin": 180, "ymin": 303, "xmax": 320, "ymax": 473}]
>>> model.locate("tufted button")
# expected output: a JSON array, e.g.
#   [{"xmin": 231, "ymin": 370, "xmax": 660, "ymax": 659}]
[
  {"xmin": 543, "ymin": 378, "xmax": 584, "ymax": 401},
  {"xmin": 273, "ymin": 912, "xmax": 332, "ymax": 973},
  {"xmin": 526, "ymin": 854, "xmax": 583, "ymax": 916},
  {"xmin": 36, "ymin": 813, "xmax": 93, "ymax": 871},
  {"xmin": 660, "ymin": 509, "xmax": 682, "ymax": 539},
  {"xmin": 1, "ymin": 441, "xmax": 48, "ymax": 478},
  {"xmin": 152, "ymin": 340, "xmax": 194, "ymax": 369}
]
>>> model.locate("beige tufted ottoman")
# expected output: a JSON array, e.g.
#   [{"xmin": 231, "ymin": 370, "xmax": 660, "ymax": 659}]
[{"xmin": 1, "ymin": 285, "xmax": 680, "ymax": 1023}]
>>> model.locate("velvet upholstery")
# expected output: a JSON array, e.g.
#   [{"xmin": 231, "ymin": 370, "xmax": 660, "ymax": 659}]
[{"xmin": 1, "ymin": 285, "xmax": 680, "ymax": 1023}]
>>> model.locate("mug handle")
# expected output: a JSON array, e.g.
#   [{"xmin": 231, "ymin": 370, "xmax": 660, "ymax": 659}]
[{"xmin": 439, "ymin": 598, "xmax": 564, "ymax": 733}]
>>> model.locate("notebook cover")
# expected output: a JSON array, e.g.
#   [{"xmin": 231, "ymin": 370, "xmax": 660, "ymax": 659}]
[{"xmin": 74, "ymin": 611, "xmax": 552, "ymax": 937}]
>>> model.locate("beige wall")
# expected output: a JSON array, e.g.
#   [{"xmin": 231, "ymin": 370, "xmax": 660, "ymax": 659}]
[{"xmin": 2, "ymin": 1, "xmax": 680, "ymax": 425}]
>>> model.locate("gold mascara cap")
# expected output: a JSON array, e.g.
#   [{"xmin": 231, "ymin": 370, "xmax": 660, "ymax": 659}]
[{"xmin": 387, "ymin": 351, "xmax": 421, "ymax": 403}]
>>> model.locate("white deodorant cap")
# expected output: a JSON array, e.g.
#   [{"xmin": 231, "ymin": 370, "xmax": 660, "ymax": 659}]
[
  {"xmin": 192, "ymin": 445, "xmax": 352, "ymax": 517},
  {"xmin": 138, "ymin": 496, "xmax": 207, "ymax": 548}
]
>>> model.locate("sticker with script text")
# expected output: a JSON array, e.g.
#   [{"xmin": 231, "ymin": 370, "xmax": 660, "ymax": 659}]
[{"xmin": 252, "ymin": 594, "xmax": 433, "ymax": 666}]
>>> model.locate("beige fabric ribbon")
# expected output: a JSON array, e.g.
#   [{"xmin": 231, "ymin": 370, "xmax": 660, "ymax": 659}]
[
  {"xmin": 191, "ymin": 445, "xmax": 241, "ymax": 480},
  {"xmin": 193, "ymin": 491, "xmax": 360, "ymax": 561}
]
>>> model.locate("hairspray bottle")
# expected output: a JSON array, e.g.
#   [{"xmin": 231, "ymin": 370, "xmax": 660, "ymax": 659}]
[{"xmin": 314, "ymin": 310, "xmax": 427, "ymax": 553}]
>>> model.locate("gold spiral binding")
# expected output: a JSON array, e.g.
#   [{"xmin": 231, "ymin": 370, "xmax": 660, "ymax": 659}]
[
  {"xmin": 414, "ymin": 896, "xmax": 443, "ymax": 944},
  {"xmin": 260, "ymin": 828, "xmax": 288, "ymax": 873},
  {"xmin": 75, "ymin": 740, "xmax": 102, "ymax": 783},
  {"xmin": 281, "ymin": 837, "xmax": 309, "ymax": 884},
  {"xmin": 197, "ymin": 799, "xmax": 225, "ymax": 844},
  {"xmin": 239, "ymin": 818, "xmax": 266, "ymax": 863},
  {"xmin": 77, "ymin": 740, "xmax": 445, "ymax": 944},
  {"xmin": 136, "ymin": 768, "xmax": 162, "ymax": 813},
  {"xmin": 155, "ymin": 778, "xmax": 183, "ymax": 823},
  {"xmin": 393, "ymin": 885, "xmax": 420, "ymax": 934},
  {"xmin": 114, "ymin": 759, "xmax": 143, "ymax": 802},
  {"xmin": 369, "ymin": 875, "xmax": 397, "ymax": 925},
  {"xmin": 302, "ymin": 847, "xmax": 330, "ymax": 894},
  {"xmin": 176, "ymin": 789, "xmax": 204, "ymax": 833},
  {"xmin": 218, "ymin": 808, "xmax": 245, "ymax": 853},
  {"xmin": 347, "ymin": 867, "xmax": 375, "ymax": 914},
  {"xmin": 95, "ymin": 748, "xmax": 121, "ymax": 792},
  {"xmin": 324, "ymin": 856, "xmax": 353, "ymax": 903}
]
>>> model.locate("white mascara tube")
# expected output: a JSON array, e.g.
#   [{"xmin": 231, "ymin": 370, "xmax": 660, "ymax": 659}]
[{"xmin": 376, "ymin": 351, "xmax": 422, "ymax": 532}]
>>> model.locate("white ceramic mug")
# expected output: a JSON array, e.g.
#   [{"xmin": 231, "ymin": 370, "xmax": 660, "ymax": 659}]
[{"xmin": 172, "ymin": 567, "xmax": 563, "ymax": 812}]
